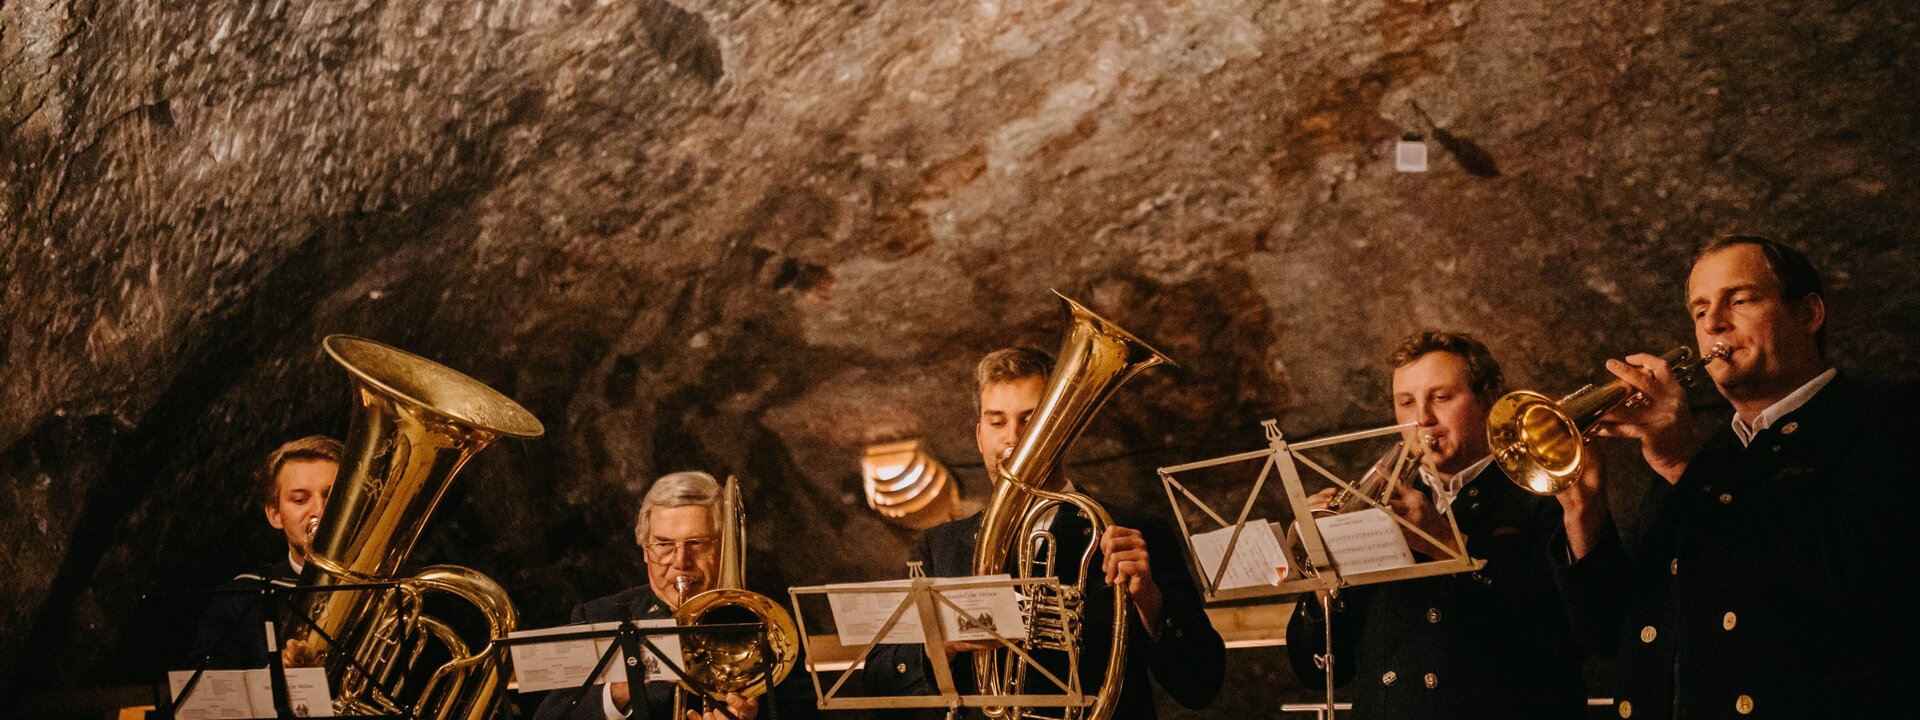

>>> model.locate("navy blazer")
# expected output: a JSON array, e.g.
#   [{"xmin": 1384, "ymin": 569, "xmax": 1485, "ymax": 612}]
[
  {"xmin": 1556, "ymin": 375, "xmax": 1920, "ymax": 719},
  {"xmin": 1288, "ymin": 463, "xmax": 1586, "ymax": 720}
]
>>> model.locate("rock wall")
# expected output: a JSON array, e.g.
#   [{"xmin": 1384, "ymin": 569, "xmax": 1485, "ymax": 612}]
[{"xmin": 3, "ymin": 0, "xmax": 1917, "ymax": 715}]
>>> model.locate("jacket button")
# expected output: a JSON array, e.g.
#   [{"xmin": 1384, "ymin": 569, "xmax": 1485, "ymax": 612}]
[
  {"xmin": 1780, "ymin": 421, "xmax": 1798, "ymax": 435},
  {"xmin": 1640, "ymin": 625, "xmax": 1657, "ymax": 643},
  {"xmin": 1618, "ymin": 700, "xmax": 1632, "ymax": 718},
  {"xmin": 897, "ymin": 663, "xmax": 908, "ymax": 673},
  {"xmin": 1723, "ymin": 611, "xmax": 1738, "ymax": 631},
  {"xmin": 1427, "ymin": 608, "xmax": 1442, "ymax": 624},
  {"xmin": 1670, "ymin": 558, "xmax": 1679, "ymax": 576},
  {"xmin": 1423, "ymin": 672, "xmax": 1437, "ymax": 689},
  {"xmin": 1381, "ymin": 670, "xmax": 1397, "ymax": 686},
  {"xmin": 1736, "ymin": 694, "xmax": 1754, "ymax": 714},
  {"xmin": 1466, "ymin": 487, "xmax": 1479, "ymax": 497},
  {"xmin": 1719, "ymin": 492, "xmax": 1734, "ymax": 505}
]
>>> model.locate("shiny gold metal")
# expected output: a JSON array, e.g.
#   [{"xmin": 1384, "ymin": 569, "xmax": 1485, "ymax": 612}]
[
  {"xmin": 672, "ymin": 477, "xmax": 801, "ymax": 717},
  {"xmin": 972, "ymin": 291, "xmax": 1175, "ymax": 720},
  {"xmin": 285, "ymin": 335, "xmax": 544, "ymax": 720},
  {"xmin": 1487, "ymin": 343, "xmax": 1728, "ymax": 495}
]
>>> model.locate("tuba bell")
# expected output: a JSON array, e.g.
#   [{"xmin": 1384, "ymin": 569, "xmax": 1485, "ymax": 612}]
[
  {"xmin": 671, "ymin": 476, "xmax": 801, "ymax": 718},
  {"xmin": 1487, "ymin": 343, "xmax": 1727, "ymax": 494},
  {"xmin": 283, "ymin": 335, "xmax": 544, "ymax": 720},
  {"xmin": 971, "ymin": 291, "xmax": 1175, "ymax": 720}
]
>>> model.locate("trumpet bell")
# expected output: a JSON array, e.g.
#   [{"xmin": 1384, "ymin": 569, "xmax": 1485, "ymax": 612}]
[
  {"xmin": 674, "ymin": 588, "xmax": 801, "ymax": 697},
  {"xmin": 1487, "ymin": 390, "xmax": 1583, "ymax": 495}
]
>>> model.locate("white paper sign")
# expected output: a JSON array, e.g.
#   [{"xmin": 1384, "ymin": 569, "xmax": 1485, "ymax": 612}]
[
  {"xmin": 1189, "ymin": 520, "xmax": 1287, "ymax": 590},
  {"xmin": 508, "ymin": 619, "xmax": 681, "ymax": 693},
  {"xmin": 1314, "ymin": 508, "xmax": 1416, "ymax": 575},
  {"xmin": 167, "ymin": 667, "xmax": 333, "ymax": 719},
  {"xmin": 826, "ymin": 575, "xmax": 1028, "ymax": 646}
]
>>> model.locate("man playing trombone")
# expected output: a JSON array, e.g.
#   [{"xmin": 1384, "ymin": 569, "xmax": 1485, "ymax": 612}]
[
  {"xmin": 1558, "ymin": 236, "xmax": 1920, "ymax": 718},
  {"xmin": 1286, "ymin": 332, "xmax": 1586, "ymax": 720}
]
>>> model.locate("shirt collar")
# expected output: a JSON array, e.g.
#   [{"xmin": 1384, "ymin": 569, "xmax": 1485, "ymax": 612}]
[
  {"xmin": 1421, "ymin": 454, "xmax": 1493, "ymax": 514},
  {"xmin": 288, "ymin": 550, "xmax": 306, "ymax": 577},
  {"xmin": 1731, "ymin": 367, "xmax": 1837, "ymax": 446}
]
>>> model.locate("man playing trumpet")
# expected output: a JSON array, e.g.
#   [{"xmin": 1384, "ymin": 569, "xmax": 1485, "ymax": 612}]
[
  {"xmin": 1558, "ymin": 236, "xmax": 1920, "ymax": 719},
  {"xmin": 1287, "ymin": 332, "xmax": 1586, "ymax": 720}
]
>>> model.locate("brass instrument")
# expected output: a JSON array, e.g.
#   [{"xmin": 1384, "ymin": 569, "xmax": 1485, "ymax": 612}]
[
  {"xmin": 972, "ymin": 291, "xmax": 1175, "ymax": 720},
  {"xmin": 671, "ymin": 477, "xmax": 801, "ymax": 718},
  {"xmin": 1488, "ymin": 343, "xmax": 1728, "ymax": 494},
  {"xmin": 1285, "ymin": 439, "xmax": 1424, "ymax": 579},
  {"xmin": 286, "ymin": 335, "xmax": 545, "ymax": 720}
]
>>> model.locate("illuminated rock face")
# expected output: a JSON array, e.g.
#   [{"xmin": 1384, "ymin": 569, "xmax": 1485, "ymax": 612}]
[{"xmin": 2, "ymin": 0, "xmax": 1917, "ymax": 712}]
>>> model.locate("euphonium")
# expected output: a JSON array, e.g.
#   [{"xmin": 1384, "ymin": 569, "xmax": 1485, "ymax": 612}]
[
  {"xmin": 285, "ymin": 335, "xmax": 544, "ymax": 720},
  {"xmin": 1488, "ymin": 343, "xmax": 1728, "ymax": 494},
  {"xmin": 671, "ymin": 477, "xmax": 800, "ymax": 718},
  {"xmin": 972, "ymin": 291, "xmax": 1175, "ymax": 720}
]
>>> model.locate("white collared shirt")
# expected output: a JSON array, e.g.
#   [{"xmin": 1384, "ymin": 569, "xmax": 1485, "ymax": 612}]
[
  {"xmin": 288, "ymin": 550, "xmax": 306, "ymax": 577},
  {"xmin": 1421, "ymin": 455, "xmax": 1493, "ymax": 515},
  {"xmin": 1731, "ymin": 368, "xmax": 1837, "ymax": 447}
]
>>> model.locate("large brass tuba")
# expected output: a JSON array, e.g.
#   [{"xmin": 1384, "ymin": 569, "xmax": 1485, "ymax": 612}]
[
  {"xmin": 285, "ymin": 335, "xmax": 544, "ymax": 720},
  {"xmin": 671, "ymin": 476, "xmax": 801, "ymax": 718},
  {"xmin": 1488, "ymin": 343, "xmax": 1727, "ymax": 494},
  {"xmin": 971, "ymin": 291, "xmax": 1175, "ymax": 720}
]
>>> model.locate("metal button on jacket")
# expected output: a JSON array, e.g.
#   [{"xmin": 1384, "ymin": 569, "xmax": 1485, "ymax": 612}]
[
  {"xmin": 1670, "ymin": 558, "xmax": 1679, "ymax": 575},
  {"xmin": 1723, "ymin": 611, "xmax": 1738, "ymax": 631},
  {"xmin": 1719, "ymin": 492, "xmax": 1734, "ymax": 505},
  {"xmin": 1426, "ymin": 608, "xmax": 1442, "ymax": 624},
  {"xmin": 1618, "ymin": 700, "xmax": 1633, "ymax": 718},
  {"xmin": 1736, "ymin": 694, "xmax": 1755, "ymax": 714},
  {"xmin": 1781, "ymin": 421, "xmax": 1799, "ymax": 435},
  {"xmin": 1381, "ymin": 670, "xmax": 1397, "ymax": 686},
  {"xmin": 1640, "ymin": 625, "xmax": 1657, "ymax": 643},
  {"xmin": 1423, "ymin": 673, "xmax": 1437, "ymax": 689}
]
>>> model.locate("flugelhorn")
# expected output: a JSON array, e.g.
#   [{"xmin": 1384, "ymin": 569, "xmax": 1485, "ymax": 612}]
[
  {"xmin": 1285, "ymin": 439, "xmax": 1424, "ymax": 579},
  {"xmin": 972, "ymin": 291, "xmax": 1174, "ymax": 720},
  {"xmin": 671, "ymin": 476, "xmax": 800, "ymax": 718},
  {"xmin": 285, "ymin": 335, "xmax": 544, "ymax": 720},
  {"xmin": 1487, "ymin": 343, "xmax": 1728, "ymax": 494}
]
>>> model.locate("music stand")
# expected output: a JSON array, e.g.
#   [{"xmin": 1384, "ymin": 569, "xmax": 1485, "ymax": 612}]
[
  {"xmin": 789, "ymin": 571, "xmax": 1091, "ymax": 715},
  {"xmin": 159, "ymin": 579, "xmax": 409, "ymax": 719},
  {"xmin": 499, "ymin": 619, "xmax": 770, "ymax": 720},
  {"xmin": 1157, "ymin": 420, "xmax": 1483, "ymax": 717}
]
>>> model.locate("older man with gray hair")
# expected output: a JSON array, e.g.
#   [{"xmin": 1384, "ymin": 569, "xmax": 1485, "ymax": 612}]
[{"xmin": 535, "ymin": 471, "xmax": 815, "ymax": 720}]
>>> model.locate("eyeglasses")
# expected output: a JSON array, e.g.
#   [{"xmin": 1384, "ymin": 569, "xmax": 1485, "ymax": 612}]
[{"xmin": 642, "ymin": 536, "xmax": 718, "ymax": 562}]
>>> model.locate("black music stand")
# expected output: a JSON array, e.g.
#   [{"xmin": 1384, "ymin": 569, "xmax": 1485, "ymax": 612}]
[
  {"xmin": 500, "ymin": 619, "xmax": 769, "ymax": 720},
  {"xmin": 158, "ymin": 578, "xmax": 411, "ymax": 719}
]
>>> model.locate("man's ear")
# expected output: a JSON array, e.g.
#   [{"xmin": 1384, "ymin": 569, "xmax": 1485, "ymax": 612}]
[
  {"xmin": 1799, "ymin": 292, "xmax": 1826, "ymax": 336},
  {"xmin": 266, "ymin": 502, "xmax": 285, "ymax": 530}
]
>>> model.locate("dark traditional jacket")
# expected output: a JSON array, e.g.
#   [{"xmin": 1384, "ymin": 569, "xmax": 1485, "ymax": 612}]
[
  {"xmin": 1555, "ymin": 374, "xmax": 1920, "ymax": 719},
  {"xmin": 862, "ymin": 504, "xmax": 1225, "ymax": 720},
  {"xmin": 534, "ymin": 582, "xmax": 820, "ymax": 720},
  {"xmin": 187, "ymin": 558, "xmax": 300, "ymax": 670},
  {"xmin": 1287, "ymin": 463, "xmax": 1586, "ymax": 720}
]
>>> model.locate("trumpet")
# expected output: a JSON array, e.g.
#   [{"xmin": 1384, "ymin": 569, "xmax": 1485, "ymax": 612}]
[
  {"xmin": 1487, "ymin": 343, "xmax": 1729, "ymax": 495},
  {"xmin": 1286, "ymin": 439, "xmax": 1425, "ymax": 579}
]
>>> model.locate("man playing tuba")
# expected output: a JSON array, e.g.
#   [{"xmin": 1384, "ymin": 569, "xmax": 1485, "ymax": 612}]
[
  {"xmin": 863, "ymin": 347, "xmax": 1224, "ymax": 720},
  {"xmin": 534, "ymin": 471, "xmax": 817, "ymax": 720}
]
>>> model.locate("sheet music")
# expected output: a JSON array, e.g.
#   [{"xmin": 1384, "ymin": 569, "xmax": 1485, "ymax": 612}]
[
  {"xmin": 826, "ymin": 575, "xmax": 1027, "ymax": 646},
  {"xmin": 1189, "ymin": 520, "xmax": 1287, "ymax": 590},
  {"xmin": 1314, "ymin": 508, "xmax": 1415, "ymax": 575},
  {"xmin": 508, "ymin": 619, "xmax": 680, "ymax": 693},
  {"xmin": 167, "ymin": 667, "xmax": 333, "ymax": 719}
]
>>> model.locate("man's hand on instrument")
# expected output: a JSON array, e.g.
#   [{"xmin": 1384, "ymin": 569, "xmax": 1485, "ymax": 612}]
[
  {"xmin": 1595, "ymin": 353, "xmax": 1701, "ymax": 484},
  {"xmin": 1386, "ymin": 481, "xmax": 1461, "ymax": 560},
  {"xmin": 1100, "ymin": 525, "xmax": 1164, "ymax": 630},
  {"xmin": 688, "ymin": 692, "xmax": 758, "ymax": 720}
]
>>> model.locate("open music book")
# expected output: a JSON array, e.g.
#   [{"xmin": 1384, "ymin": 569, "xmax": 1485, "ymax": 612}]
[{"xmin": 166, "ymin": 667, "xmax": 333, "ymax": 719}]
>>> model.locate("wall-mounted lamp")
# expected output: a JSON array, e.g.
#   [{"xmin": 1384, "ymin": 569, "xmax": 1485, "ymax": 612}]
[{"xmin": 862, "ymin": 439, "xmax": 959, "ymax": 530}]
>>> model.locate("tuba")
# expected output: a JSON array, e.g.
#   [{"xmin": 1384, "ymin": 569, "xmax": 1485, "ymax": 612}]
[
  {"xmin": 971, "ymin": 291, "xmax": 1175, "ymax": 720},
  {"xmin": 1488, "ymin": 343, "xmax": 1727, "ymax": 494},
  {"xmin": 671, "ymin": 476, "xmax": 801, "ymax": 718},
  {"xmin": 284, "ymin": 335, "xmax": 544, "ymax": 720}
]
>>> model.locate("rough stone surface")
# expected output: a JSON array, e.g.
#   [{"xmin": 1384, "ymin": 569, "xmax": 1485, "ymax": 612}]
[{"xmin": 3, "ymin": 0, "xmax": 1918, "ymax": 715}]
